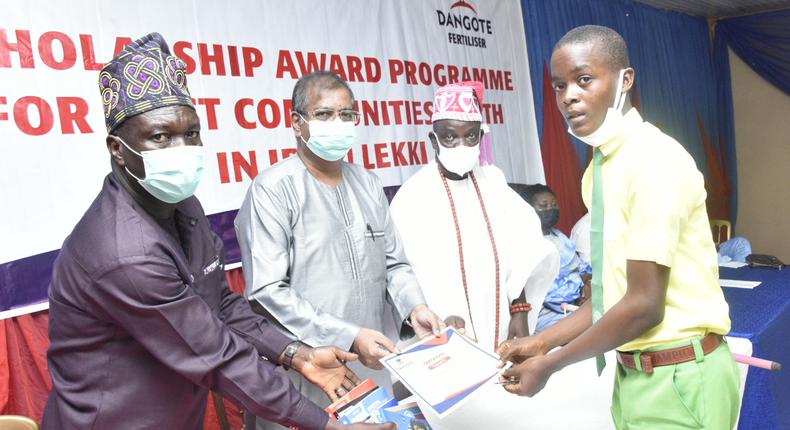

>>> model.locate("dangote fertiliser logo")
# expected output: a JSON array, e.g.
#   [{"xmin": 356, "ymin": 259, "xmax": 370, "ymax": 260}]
[{"xmin": 435, "ymin": 0, "xmax": 493, "ymax": 48}]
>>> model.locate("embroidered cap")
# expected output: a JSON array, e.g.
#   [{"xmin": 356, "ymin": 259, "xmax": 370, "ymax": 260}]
[
  {"xmin": 431, "ymin": 81, "xmax": 484, "ymax": 123},
  {"xmin": 98, "ymin": 32, "xmax": 194, "ymax": 132}
]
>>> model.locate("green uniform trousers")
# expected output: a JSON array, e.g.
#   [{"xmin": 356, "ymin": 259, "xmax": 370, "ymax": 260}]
[{"xmin": 611, "ymin": 338, "xmax": 740, "ymax": 429}]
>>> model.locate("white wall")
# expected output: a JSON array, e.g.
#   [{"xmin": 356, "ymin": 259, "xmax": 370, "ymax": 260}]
[{"xmin": 730, "ymin": 49, "xmax": 790, "ymax": 261}]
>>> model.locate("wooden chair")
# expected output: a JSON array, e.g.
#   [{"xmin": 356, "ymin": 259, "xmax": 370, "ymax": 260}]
[
  {"xmin": 710, "ymin": 219, "xmax": 732, "ymax": 246},
  {"xmin": 0, "ymin": 416, "xmax": 39, "ymax": 430}
]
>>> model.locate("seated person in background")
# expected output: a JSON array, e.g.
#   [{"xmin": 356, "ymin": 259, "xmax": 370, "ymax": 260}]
[
  {"xmin": 570, "ymin": 212, "xmax": 591, "ymax": 264},
  {"xmin": 513, "ymin": 184, "xmax": 591, "ymax": 333},
  {"xmin": 718, "ymin": 236, "xmax": 752, "ymax": 263}
]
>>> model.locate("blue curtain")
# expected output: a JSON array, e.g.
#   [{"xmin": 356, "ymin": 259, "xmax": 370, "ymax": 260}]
[
  {"xmin": 717, "ymin": 8, "xmax": 790, "ymax": 96},
  {"xmin": 713, "ymin": 8, "xmax": 790, "ymax": 224},
  {"xmin": 521, "ymin": 0, "xmax": 737, "ymax": 219}
]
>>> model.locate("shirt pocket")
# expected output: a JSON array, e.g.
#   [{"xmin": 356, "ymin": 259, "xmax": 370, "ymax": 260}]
[
  {"xmin": 364, "ymin": 228, "xmax": 386, "ymax": 241},
  {"xmin": 358, "ymin": 223, "xmax": 387, "ymax": 283}
]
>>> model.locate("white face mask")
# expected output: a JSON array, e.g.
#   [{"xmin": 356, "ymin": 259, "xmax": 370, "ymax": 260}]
[
  {"xmin": 120, "ymin": 138, "xmax": 205, "ymax": 204},
  {"xmin": 298, "ymin": 116, "xmax": 356, "ymax": 161},
  {"xmin": 432, "ymin": 132, "xmax": 481, "ymax": 176},
  {"xmin": 568, "ymin": 69, "xmax": 627, "ymax": 147}
]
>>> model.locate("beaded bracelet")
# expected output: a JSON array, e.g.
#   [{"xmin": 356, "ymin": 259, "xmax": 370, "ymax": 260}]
[{"xmin": 509, "ymin": 302, "xmax": 532, "ymax": 315}]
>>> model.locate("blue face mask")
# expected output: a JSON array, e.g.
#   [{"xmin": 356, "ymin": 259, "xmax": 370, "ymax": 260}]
[
  {"xmin": 119, "ymin": 138, "xmax": 205, "ymax": 204},
  {"xmin": 299, "ymin": 115, "xmax": 356, "ymax": 161}
]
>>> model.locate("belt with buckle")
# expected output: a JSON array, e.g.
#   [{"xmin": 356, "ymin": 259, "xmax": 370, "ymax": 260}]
[{"xmin": 616, "ymin": 334, "xmax": 722, "ymax": 374}]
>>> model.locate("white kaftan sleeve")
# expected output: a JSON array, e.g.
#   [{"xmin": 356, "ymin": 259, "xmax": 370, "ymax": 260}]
[{"xmin": 376, "ymin": 181, "xmax": 427, "ymax": 339}]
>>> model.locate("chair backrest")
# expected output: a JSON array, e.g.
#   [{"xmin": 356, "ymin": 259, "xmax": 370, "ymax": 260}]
[
  {"xmin": 710, "ymin": 219, "xmax": 732, "ymax": 245},
  {"xmin": 0, "ymin": 416, "xmax": 39, "ymax": 430}
]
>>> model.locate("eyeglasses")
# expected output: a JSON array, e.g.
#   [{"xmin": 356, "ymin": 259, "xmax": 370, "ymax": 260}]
[
  {"xmin": 434, "ymin": 129, "xmax": 483, "ymax": 147},
  {"xmin": 300, "ymin": 108, "xmax": 360, "ymax": 123}
]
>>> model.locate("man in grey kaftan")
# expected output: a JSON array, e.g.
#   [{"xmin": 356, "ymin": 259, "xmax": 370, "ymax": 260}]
[
  {"xmin": 236, "ymin": 156, "xmax": 425, "ymax": 351},
  {"xmin": 236, "ymin": 71, "xmax": 441, "ymax": 430}
]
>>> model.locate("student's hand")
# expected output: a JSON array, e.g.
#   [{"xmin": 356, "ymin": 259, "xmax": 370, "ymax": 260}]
[
  {"xmin": 443, "ymin": 315, "xmax": 466, "ymax": 335},
  {"xmin": 576, "ymin": 274, "xmax": 592, "ymax": 305},
  {"xmin": 352, "ymin": 328, "xmax": 399, "ymax": 370},
  {"xmin": 409, "ymin": 304, "xmax": 444, "ymax": 339},
  {"xmin": 499, "ymin": 354, "xmax": 555, "ymax": 397},
  {"xmin": 292, "ymin": 345, "xmax": 362, "ymax": 401},
  {"xmin": 507, "ymin": 311, "xmax": 530, "ymax": 340},
  {"xmin": 325, "ymin": 420, "xmax": 396, "ymax": 430},
  {"xmin": 496, "ymin": 335, "xmax": 549, "ymax": 366}
]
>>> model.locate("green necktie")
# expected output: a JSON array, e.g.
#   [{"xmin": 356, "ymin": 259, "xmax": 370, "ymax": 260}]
[{"xmin": 591, "ymin": 148, "xmax": 606, "ymax": 375}]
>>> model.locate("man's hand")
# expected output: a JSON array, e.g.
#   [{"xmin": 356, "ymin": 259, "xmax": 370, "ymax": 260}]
[
  {"xmin": 506, "ymin": 311, "xmax": 529, "ymax": 340},
  {"xmin": 352, "ymin": 328, "xmax": 398, "ymax": 370},
  {"xmin": 325, "ymin": 420, "xmax": 396, "ymax": 430},
  {"xmin": 409, "ymin": 304, "xmax": 443, "ymax": 339},
  {"xmin": 499, "ymin": 354, "xmax": 555, "ymax": 397},
  {"xmin": 496, "ymin": 334, "xmax": 549, "ymax": 366},
  {"xmin": 443, "ymin": 315, "xmax": 466, "ymax": 335},
  {"xmin": 291, "ymin": 345, "xmax": 361, "ymax": 401}
]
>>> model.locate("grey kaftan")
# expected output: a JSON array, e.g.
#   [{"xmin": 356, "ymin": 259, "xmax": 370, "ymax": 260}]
[{"xmin": 235, "ymin": 155, "xmax": 426, "ymax": 428}]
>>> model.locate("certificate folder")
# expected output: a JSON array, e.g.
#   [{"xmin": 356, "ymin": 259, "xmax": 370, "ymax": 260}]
[
  {"xmin": 336, "ymin": 386, "xmax": 396, "ymax": 424},
  {"xmin": 382, "ymin": 401, "xmax": 432, "ymax": 430},
  {"xmin": 324, "ymin": 377, "xmax": 433, "ymax": 428},
  {"xmin": 325, "ymin": 378, "xmax": 377, "ymax": 419}
]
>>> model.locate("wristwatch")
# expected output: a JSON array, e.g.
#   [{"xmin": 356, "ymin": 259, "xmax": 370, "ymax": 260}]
[{"xmin": 281, "ymin": 341, "xmax": 302, "ymax": 370}]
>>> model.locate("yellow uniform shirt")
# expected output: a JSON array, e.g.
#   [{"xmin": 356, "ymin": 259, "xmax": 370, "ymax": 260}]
[{"xmin": 581, "ymin": 109, "xmax": 730, "ymax": 351}]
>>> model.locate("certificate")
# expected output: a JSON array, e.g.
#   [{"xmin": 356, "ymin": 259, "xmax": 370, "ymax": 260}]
[{"xmin": 381, "ymin": 327, "xmax": 502, "ymax": 418}]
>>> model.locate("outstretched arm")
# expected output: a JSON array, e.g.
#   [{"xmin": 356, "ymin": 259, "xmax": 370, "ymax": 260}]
[{"xmin": 500, "ymin": 260, "xmax": 669, "ymax": 396}]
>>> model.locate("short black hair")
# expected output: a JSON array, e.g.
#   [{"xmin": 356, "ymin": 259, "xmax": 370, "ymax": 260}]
[
  {"xmin": 510, "ymin": 183, "xmax": 555, "ymax": 206},
  {"xmin": 553, "ymin": 25, "xmax": 630, "ymax": 71},
  {"xmin": 292, "ymin": 71, "xmax": 354, "ymax": 116}
]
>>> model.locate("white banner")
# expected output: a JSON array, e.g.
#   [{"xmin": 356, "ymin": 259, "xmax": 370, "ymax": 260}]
[{"xmin": 0, "ymin": 0, "xmax": 542, "ymax": 266}]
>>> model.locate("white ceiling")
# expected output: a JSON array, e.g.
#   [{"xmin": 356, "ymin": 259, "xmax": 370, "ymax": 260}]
[{"xmin": 633, "ymin": 0, "xmax": 790, "ymax": 17}]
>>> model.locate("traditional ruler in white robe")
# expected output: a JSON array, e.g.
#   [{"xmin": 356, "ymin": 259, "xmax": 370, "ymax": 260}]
[
  {"xmin": 390, "ymin": 161, "xmax": 560, "ymax": 429},
  {"xmin": 391, "ymin": 160, "xmax": 558, "ymax": 351}
]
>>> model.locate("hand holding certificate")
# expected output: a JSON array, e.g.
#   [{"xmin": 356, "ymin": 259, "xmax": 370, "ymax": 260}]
[{"xmin": 381, "ymin": 327, "xmax": 505, "ymax": 418}]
